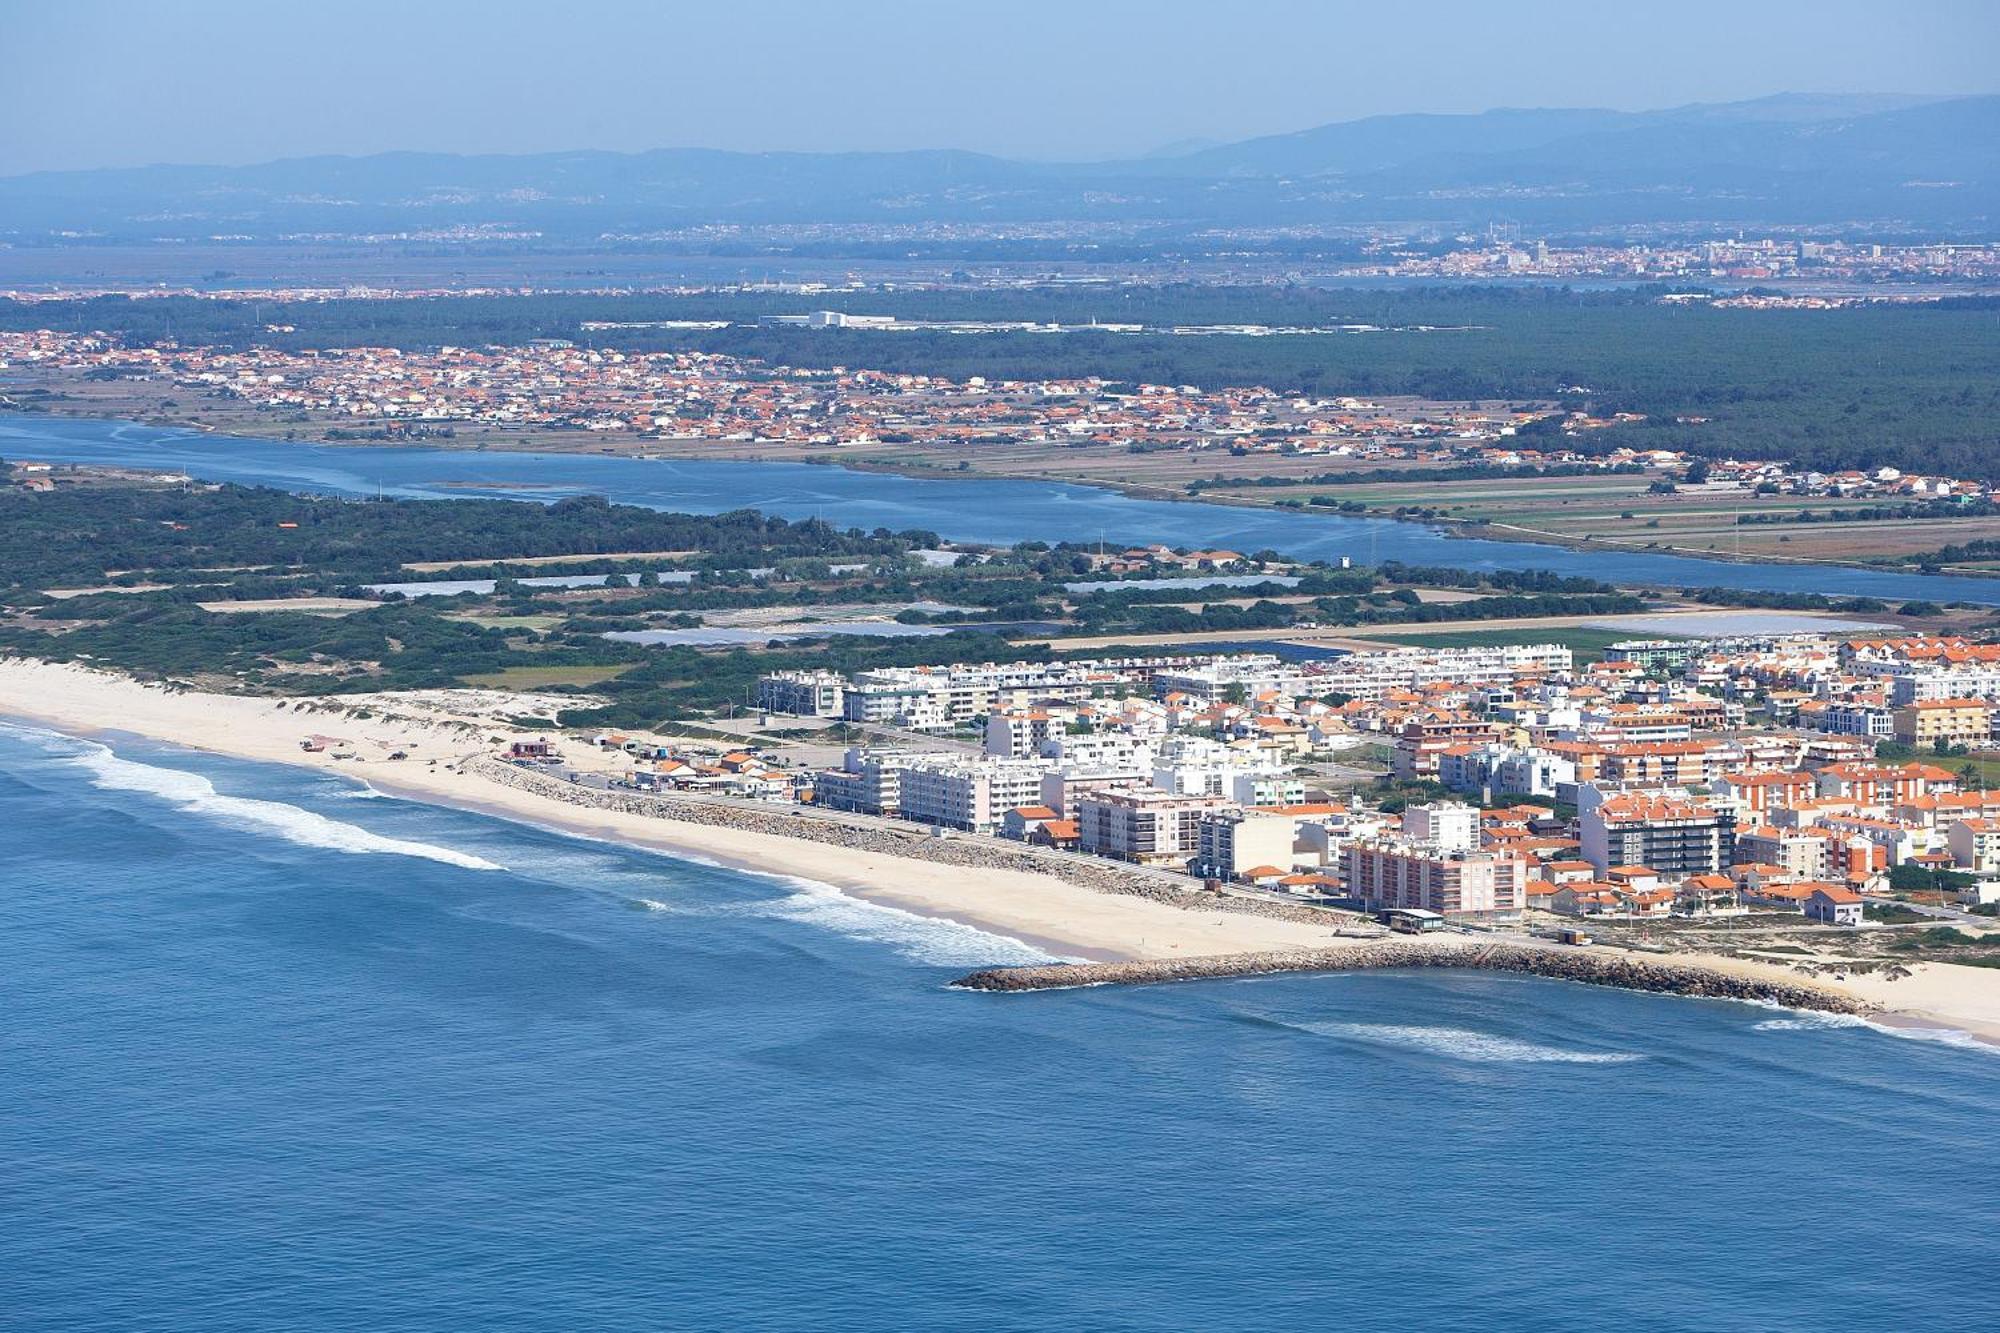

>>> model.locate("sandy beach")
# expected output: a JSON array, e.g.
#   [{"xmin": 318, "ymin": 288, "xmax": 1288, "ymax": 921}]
[
  {"xmin": 3, "ymin": 655, "xmax": 1996, "ymax": 1044},
  {"xmin": 0, "ymin": 657, "xmax": 1346, "ymax": 963}
]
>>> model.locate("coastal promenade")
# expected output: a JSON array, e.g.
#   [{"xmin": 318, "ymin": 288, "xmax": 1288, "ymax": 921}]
[{"xmin": 468, "ymin": 756, "xmax": 1343, "ymax": 929}]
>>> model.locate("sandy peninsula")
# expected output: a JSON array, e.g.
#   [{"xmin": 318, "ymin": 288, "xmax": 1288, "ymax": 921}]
[
  {"xmin": 0, "ymin": 657, "xmax": 1345, "ymax": 962},
  {"xmin": 2, "ymin": 655, "xmax": 1996, "ymax": 1046}
]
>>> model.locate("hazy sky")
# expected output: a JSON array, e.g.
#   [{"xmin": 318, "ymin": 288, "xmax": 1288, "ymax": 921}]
[{"xmin": 5, "ymin": 0, "xmax": 1997, "ymax": 174}]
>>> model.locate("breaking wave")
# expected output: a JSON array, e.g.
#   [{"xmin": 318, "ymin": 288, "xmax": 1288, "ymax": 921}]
[
  {"xmin": 1302, "ymin": 1021, "xmax": 1644, "ymax": 1064},
  {"xmin": 1755, "ymin": 1013, "xmax": 1873, "ymax": 1032},
  {"xmin": 740, "ymin": 876, "xmax": 1060, "ymax": 968},
  {"xmin": 67, "ymin": 744, "xmax": 503, "ymax": 871}
]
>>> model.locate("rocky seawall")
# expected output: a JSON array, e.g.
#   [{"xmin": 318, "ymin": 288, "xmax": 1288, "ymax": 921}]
[
  {"xmin": 467, "ymin": 758, "xmax": 1341, "ymax": 928},
  {"xmin": 952, "ymin": 941, "xmax": 1875, "ymax": 1014}
]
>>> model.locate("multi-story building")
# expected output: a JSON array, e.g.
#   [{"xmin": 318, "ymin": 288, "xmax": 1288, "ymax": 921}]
[
  {"xmin": 756, "ymin": 669, "xmax": 847, "ymax": 717},
  {"xmin": 1192, "ymin": 811, "xmax": 1301, "ymax": 882},
  {"xmin": 1038, "ymin": 767, "xmax": 1151, "ymax": 820},
  {"xmin": 1579, "ymin": 788, "xmax": 1738, "ymax": 877},
  {"xmin": 1436, "ymin": 741, "xmax": 1576, "ymax": 800},
  {"xmin": 1076, "ymin": 790, "xmax": 1235, "ymax": 866},
  {"xmin": 812, "ymin": 749, "xmax": 917, "ymax": 816},
  {"xmin": 1392, "ymin": 714, "xmax": 1508, "ymax": 779},
  {"xmin": 1151, "ymin": 656, "xmax": 1309, "ymax": 702},
  {"xmin": 1316, "ymin": 644, "xmax": 1573, "ymax": 700},
  {"xmin": 1400, "ymin": 801, "xmax": 1479, "ymax": 853},
  {"xmin": 1732, "ymin": 826, "xmax": 1834, "ymax": 881},
  {"xmin": 1891, "ymin": 698, "xmax": 1992, "ymax": 747},
  {"xmin": 1342, "ymin": 842, "xmax": 1527, "ymax": 917},
  {"xmin": 1947, "ymin": 818, "xmax": 2000, "ymax": 873},
  {"xmin": 896, "ymin": 758, "xmax": 1050, "ymax": 835},
  {"xmin": 984, "ymin": 709, "xmax": 1062, "ymax": 759},
  {"xmin": 1604, "ymin": 640, "xmax": 1705, "ymax": 674}
]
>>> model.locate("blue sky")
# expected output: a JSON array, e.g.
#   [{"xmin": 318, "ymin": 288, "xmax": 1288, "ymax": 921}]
[{"xmin": 4, "ymin": 0, "xmax": 1996, "ymax": 174}]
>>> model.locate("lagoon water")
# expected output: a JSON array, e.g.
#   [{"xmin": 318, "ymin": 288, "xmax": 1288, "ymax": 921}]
[
  {"xmin": 9, "ymin": 415, "xmax": 2000, "ymax": 605},
  {"xmin": 3, "ymin": 721, "xmax": 1996, "ymax": 1330}
]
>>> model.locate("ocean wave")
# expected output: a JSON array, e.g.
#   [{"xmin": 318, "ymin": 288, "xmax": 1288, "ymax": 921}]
[
  {"xmin": 628, "ymin": 898, "xmax": 671, "ymax": 912},
  {"xmin": 1861, "ymin": 1019, "xmax": 1999, "ymax": 1054},
  {"xmin": 1301, "ymin": 1021, "xmax": 1643, "ymax": 1064},
  {"xmin": 0, "ymin": 718, "xmax": 99, "ymax": 756},
  {"xmin": 1755, "ymin": 1013, "xmax": 1873, "ymax": 1032},
  {"xmin": 740, "ymin": 876, "xmax": 1060, "ymax": 968},
  {"xmin": 66, "ymin": 744, "xmax": 503, "ymax": 871}
]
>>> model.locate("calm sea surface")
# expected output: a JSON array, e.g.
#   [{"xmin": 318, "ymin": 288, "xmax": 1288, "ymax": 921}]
[
  {"xmin": 7, "ymin": 415, "xmax": 2000, "ymax": 605},
  {"xmin": 2, "ymin": 722, "xmax": 1994, "ymax": 1330}
]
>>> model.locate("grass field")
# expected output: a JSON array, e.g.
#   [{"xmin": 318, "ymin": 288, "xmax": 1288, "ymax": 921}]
[{"xmin": 459, "ymin": 663, "xmax": 636, "ymax": 690}]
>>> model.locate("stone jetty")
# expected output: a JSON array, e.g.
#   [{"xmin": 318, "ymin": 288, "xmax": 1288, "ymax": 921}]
[{"xmin": 952, "ymin": 940, "xmax": 1876, "ymax": 1014}]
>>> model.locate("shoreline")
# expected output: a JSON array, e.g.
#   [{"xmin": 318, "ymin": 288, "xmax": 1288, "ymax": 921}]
[
  {"xmin": 2, "ymin": 654, "xmax": 1997, "ymax": 1044},
  {"xmin": 0, "ymin": 657, "xmax": 1350, "ymax": 964}
]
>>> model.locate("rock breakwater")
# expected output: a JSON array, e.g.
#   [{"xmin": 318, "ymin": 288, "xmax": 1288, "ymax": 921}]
[{"xmin": 952, "ymin": 941, "xmax": 1875, "ymax": 1014}]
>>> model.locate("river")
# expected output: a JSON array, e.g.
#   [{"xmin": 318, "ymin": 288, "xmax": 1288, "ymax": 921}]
[{"xmin": 6, "ymin": 415, "xmax": 1998, "ymax": 604}]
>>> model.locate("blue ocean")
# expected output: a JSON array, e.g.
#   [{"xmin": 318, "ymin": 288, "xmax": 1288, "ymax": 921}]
[{"xmin": 2, "ymin": 721, "xmax": 1994, "ymax": 1331}]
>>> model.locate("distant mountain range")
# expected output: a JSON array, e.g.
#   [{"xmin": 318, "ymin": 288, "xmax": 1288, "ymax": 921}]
[{"xmin": 3, "ymin": 93, "xmax": 1994, "ymax": 242}]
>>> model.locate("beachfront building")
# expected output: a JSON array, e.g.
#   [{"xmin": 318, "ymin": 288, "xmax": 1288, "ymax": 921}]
[
  {"xmin": 812, "ymin": 749, "xmax": 918, "ymax": 817},
  {"xmin": 1804, "ymin": 885, "xmax": 1864, "ymax": 926},
  {"xmin": 1191, "ymin": 810, "xmax": 1301, "ymax": 882},
  {"xmin": 896, "ymin": 757, "xmax": 1052, "ymax": 836},
  {"xmin": 1077, "ymin": 790, "xmax": 1235, "ymax": 867},
  {"xmin": 1341, "ymin": 841, "xmax": 1528, "ymax": 917}
]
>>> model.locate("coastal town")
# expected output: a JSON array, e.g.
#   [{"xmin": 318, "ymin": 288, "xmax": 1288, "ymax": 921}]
[
  {"xmin": 465, "ymin": 630, "xmax": 2000, "ymax": 971},
  {"xmin": 13, "ymin": 10, "xmax": 2000, "ymax": 1328},
  {"xmin": 9, "ymin": 327, "xmax": 2000, "ymax": 521}
]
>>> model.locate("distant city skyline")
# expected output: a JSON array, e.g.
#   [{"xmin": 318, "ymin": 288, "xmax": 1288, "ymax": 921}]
[{"xmin": 4, "ymin": 0, "xmax": 1998, "ymax": 176}]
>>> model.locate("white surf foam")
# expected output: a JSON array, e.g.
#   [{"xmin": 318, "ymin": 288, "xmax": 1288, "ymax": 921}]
[
  {"xmin": 741, "ymin": 875, "xmax": 1061, "ymax": 968},
  {"xmin": 1860, "ymin": 1019, "xmax": 1999, "ymax": 1054},
  {"xmin": 67, "ymin": 744, "xmax": 503, "ymax": 871},
  {"xmin": 1755, "ymin": 1013, "xmax": 1873, "ymax": 1032},
  {"xmin": 1302, "ymin": 1021, "xmax": 1643, "ymax": 1064}
]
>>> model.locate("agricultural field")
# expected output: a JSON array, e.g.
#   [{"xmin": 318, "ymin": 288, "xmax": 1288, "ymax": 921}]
[{"xmin": 1342, "ymin": 625, "xmax": 1651, "ymax": 661}]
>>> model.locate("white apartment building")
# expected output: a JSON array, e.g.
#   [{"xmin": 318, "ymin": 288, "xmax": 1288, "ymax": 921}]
[
  {"xmin": 756, "ymin": 669, "xmax": 847, "ymax": 717},
  {"xmin": 1038, "ymin": 767, "xmax": 1151, "ymax": 820},
  {"xmin": 984, "ymin": 709, "xmax": 1064, "ymax": 759},
  {"xmin": 1152, "ymin": 656, "xmax": 1310, "ymax": 702},
  {"xmin": 1044, "ymin": 731, "xmax": 1156, "ymax": 771},
  {"xmin": 1401, "ymin": 802, "xmax": 1480, "ymax": 854},
  {"xmin": 897, "ymin": 757, "xmax": 1051, "ymax": 835},
  {"xmin": 1077, "ymin": 790, "xmax": 1236, "ymax": 866},
  {"xmin": 1228, "ymin": 772, "xmax": 1308, "ymax": 807},
  {"xmin": 1315, "ymin": 643, "xmax": 1573, "ymax": 700},
  {"xmin": 1437, "ymin": 741, "xmax": 1576, "ymax": 799},
  {"xmin": 1342, "ymin": 841, "xmax": 1528, "ymax": 916},
  {"xmin": 812, "ymin": 748, "xmax": 918, "ymax": 816},
  {"xmin": 1192, "ymin": 810, "xmax": 1301, "ymax": 881}
]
